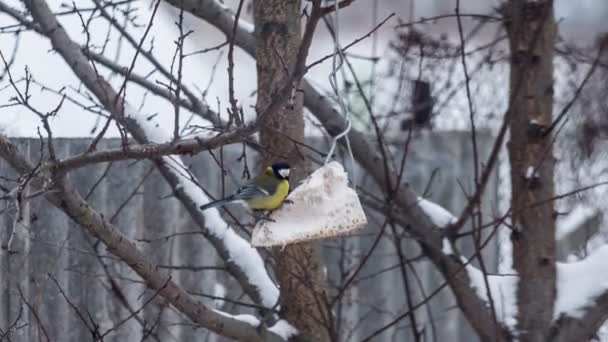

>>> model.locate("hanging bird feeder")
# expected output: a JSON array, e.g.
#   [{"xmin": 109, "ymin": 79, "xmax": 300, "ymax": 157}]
[{"xmin": 251, "ymin": 161, "xmax": 367, "ymax": 247}]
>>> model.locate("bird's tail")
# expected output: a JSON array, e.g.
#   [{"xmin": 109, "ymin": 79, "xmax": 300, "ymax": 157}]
[{"xmin": 199, "ymin": 196, "xmax": 235, "ymax": 211}]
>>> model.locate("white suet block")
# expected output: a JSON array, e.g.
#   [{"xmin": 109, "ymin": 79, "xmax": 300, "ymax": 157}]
[{"xmin": 251, "ymin": 161, "xmax": 367, "ymax": 247}]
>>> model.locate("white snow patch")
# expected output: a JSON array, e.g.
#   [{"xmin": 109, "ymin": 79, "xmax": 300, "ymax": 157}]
[
  {"xmin": 417, "ymin": 197, "xmax": 457, "ymax": 228},
  {"xmin": 497, "ymin": 148, "xmax": 514, "ymax": 274},
  {"xmin": 126, "ymin": 107, "xmax": 171, "ymax": 143},
  {"xmin": 442, "ymin": 238, "xmax": 454, "ymax": 255},
  {"xmin": 269, "ymin": 320, "xmax": 299, "ymax": 340},
  {"xmin": 251, "ymin": 161, "xmax": 367, "ymax": 247},
  {"xmin": 466, "ymin": 263, "xmax": 518, "ymax": 330},
  {"xmin": 214, "ymin": 309, "xmax": 260, "ymax": 327},
  {"xmin": 126, "ymin": 106, "xmax": 279, "ymax": 308},
  {"xmin": 556, "ymin": 205, "xmax": 597, "ymax": 241},
  {"xmin": 208, "ymin": 310, "xmax": 299, "ymax": 340},
  {"xmin": 525, "ymin": 166, "xmax": 535, "ymax": 179},
  {"xmin": 236, "ymin": 18, "xmax": 255, "ymax": 34},
  {"xmin": 441, "ymin": 238, "xmax": 454, "ymax": 255},
  {"xmin": 213, "ymin": 283, "xmax": 227, "ymax": 308},
  {"xmin": 555, "ymin": 245, "xmax": 608, "ymax": 319}
]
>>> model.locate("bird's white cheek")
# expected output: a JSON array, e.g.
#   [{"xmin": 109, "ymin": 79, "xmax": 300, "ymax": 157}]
[{"xmin": 279, "ymin": 169, "xmax": 290, "ymax": 178}]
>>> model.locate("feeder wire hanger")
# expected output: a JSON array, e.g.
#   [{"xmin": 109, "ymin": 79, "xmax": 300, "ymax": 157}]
[{"xmin": 325, "ymin": 0, "xmax": 357, "ymax": 190}]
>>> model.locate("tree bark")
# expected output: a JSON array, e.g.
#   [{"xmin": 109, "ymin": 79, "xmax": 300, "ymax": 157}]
[
  {"xmin": 253, "ymin": 0, "xmax": 332, "ymax": 340},
  {"xmin": 505, "ymin": 1, "xmax": 556, "ymax": 340}
]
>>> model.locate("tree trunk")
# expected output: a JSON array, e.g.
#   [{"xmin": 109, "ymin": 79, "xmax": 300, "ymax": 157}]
[
  {"xmin": 505, "ymin": 1, "xmax": 556, "ymax": 340},
  {"xmin": 253, "ymin": 1, "xmax": 332, "ymax": 340}
]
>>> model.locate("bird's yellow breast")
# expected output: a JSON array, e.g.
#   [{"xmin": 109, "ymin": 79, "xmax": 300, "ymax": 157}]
[{"xmin": 246, "ymin": 179, "xmax": 290, "ymax": 210}]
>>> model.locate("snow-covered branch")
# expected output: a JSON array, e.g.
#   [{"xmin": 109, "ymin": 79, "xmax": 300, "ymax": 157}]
[
  {"xmin": 465, "ymin": 263, "xmax": 518, "ymax": 330},
  {"xmin": 551, "ymin": 245, "xmax": 608, "ymax": 341},
  {"xmin": 556, "ymin": 205, "xmax": 598, "ymax": 241},
  {"xmin": 417, "ymin": 197, "xmax": 458, "ymax": 228},
  {"xmin": 556, "ymin": 205, "xmax": 599, "ymax": 259},
  {"xmin": 554, "ymin": 245, "xmax": 608, "ymax": 320},
  {"xmin": 130, "ymin": 110, "xmax": 279, "ymax": 308}
]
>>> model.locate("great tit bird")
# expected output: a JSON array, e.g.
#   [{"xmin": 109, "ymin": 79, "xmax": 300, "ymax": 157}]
[{"xmin": 199, "ymin": 162, "xmax": 291, "ymax": 211}]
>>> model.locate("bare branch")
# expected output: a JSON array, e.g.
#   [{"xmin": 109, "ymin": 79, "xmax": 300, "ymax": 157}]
[{"xmin": 52, "ymin": 130, "xmax": 256, "ymax": 173}]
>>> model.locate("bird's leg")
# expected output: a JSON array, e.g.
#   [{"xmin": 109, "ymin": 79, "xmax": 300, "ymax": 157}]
[
  {"xmin": 253, "ymin": 209, "xmax": 275, "ymax": 223},
  {"xmin": 261, "ymin": 211, "xmax": 276, "ymax": 223},
  {"xmin": 252, "ymin": 209, "xmax": 263, "ymax": 221}
]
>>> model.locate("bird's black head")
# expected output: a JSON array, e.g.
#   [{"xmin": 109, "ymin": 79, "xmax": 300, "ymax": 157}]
[{"xmin": 271, "ymin": 162, "xmax": 291, "ymax": 180}]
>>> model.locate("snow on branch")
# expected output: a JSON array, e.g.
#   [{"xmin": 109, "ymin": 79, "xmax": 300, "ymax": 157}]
[
  {"xmin": 269, "ymin": 320, "xmax": 299, "ymax": 340},
  {"xmin": 556, "ymin": 204, "xmax": 598, "ymax": 242},
  {"xmin": 213, "ymin": 311, "xmax": 298, "ymax": 340},
  {"xmin": 213, "ymin": 283, "xmax": 227, "ymax": 308},
  {"xmin": 127, "ymin": 109, "xmax": 279, "ymax": 308},
  {"xmin": 251, "ymin": 161, "xmax": 367, "ymax": 247},
  {"xmin": 442, "ymin": 237, "xmax": 455, "ymax": 255},
  {"xmin": 556, "ymin": 205, "xmax": 600, "ymax": 260},
  {"xmin": 214, "ymin": 310, "xmax": 261, "ymax": 327},
  {"xmin": 465, "ymin": 263, "xmax": 518, "ymax": 330},
  {"xmin": 555, "ymin": 245, "xmax": 608, "ymax": 320},
  {"xmin": 417, "ymin": 197, "xmax": 457, "ymax": 228}
]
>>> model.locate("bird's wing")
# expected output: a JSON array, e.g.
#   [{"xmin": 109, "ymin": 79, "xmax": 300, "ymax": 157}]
[
  {"xmin": 253, "ymin": 173, "xmax": 282, "ymax": 195},
  {"xmin": 233, "ymin": 172, "xmax": 283, "ymax": 201},
  {"xmin": 234, "ymin": 184, "xmax": 269, "ymax": 200}
]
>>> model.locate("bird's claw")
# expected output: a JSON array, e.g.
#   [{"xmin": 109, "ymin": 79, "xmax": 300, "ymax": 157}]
[
  {"xmin": 260, "ymin": 214, "xmax": 276, "ymax": 223},
  {"xmin": 253, "ymin": 210, "xmax": 276, "ymax": 223}
]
